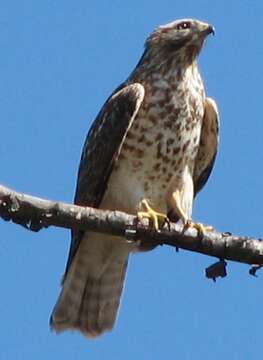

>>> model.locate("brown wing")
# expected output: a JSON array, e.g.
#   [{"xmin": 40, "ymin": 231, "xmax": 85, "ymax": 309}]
[
  {"xmin": 193, "ymin": 97, "xmax": 219, "ymax": 196},
  {"xmin": 64, "ymin": 83, "xmax": 145, "ymax": 275}
]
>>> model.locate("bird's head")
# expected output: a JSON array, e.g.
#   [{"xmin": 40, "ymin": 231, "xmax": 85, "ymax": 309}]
[{"xmin": 145, "ymin": 19, "xmax": 214, "ymax": 62}]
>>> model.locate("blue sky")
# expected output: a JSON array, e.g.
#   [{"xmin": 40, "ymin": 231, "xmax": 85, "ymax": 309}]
[{"xmin": 1, "ymin": 1, "xmax": 263, "ymax": 359}]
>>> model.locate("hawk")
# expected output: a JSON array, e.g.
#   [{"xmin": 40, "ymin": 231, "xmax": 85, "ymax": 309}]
[{"xmin": 50, "ymin": 18, "xmax": 219, "ymax": 338}]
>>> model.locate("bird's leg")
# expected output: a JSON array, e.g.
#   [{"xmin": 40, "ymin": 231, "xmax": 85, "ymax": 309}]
[
  {"xmin": 168, "ymin": 190, "xmax": 189, "ymax": 224},
  {"xmin": 169, "ymin": 190, "xmax": 213, "ymax": 235},
  {"xmin": 137, "ymin": 199, "xmax": 168, "ymax": 231}
]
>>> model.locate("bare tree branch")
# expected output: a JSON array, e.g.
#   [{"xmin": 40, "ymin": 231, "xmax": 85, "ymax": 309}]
[{"xmin": 1, "ymin": 184, "xmax": 263, "ymax": 279}]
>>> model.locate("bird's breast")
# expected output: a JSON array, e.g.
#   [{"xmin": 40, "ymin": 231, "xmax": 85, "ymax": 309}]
[{"xmin": 101, "ymin": 70, "xmax": 205, "ymax": 214}]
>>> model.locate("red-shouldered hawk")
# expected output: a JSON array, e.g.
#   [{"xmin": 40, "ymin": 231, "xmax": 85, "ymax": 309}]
[{"xmin": 51, "ymin": 18, "xmax": 219, "ymax": 338}]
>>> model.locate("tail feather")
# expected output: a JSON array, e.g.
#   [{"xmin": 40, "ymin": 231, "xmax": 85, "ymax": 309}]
[
  {"xmin": 77, "ymin": 259, "xmax": 128, "ymax": 337},
  {"xmin": 50, "ymin": 232, "xmax": 130, "ymax": 338}
]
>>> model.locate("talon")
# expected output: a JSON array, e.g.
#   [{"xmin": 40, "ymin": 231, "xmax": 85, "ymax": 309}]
[
  {"xmin": 185, "ymin": 220, "xmax": 213, "ymax": 235},
  {"xmin": 165, "ymin": 217, "xmax": 171, "ymax": 231},
  {"xmin": 137, "ymin": 199, "xmax": 168, "ymax": 231}
]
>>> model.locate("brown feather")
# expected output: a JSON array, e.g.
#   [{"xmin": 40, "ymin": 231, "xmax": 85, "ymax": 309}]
[{"xmin": 194, "ymin": 97, "xmax": 219, "ymax": 196}]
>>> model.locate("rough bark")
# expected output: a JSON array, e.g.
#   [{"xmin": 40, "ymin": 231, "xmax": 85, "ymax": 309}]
[{"xmin": 0, "ymin": 184, "xmax": 263, "ymax": 279}]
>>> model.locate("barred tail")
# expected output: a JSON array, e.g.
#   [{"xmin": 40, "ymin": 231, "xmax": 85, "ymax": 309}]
[{"xmin": 50, "ymin": 232, "xmax": 129, "ymax": 338}]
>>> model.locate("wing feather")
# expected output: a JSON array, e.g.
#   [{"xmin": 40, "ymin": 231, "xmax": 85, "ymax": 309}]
[
  {"xmin": 64, "ymin": 83, "xmax": 145, "ymax": 275},
  {"xmin": 193, "ymin": 97, "xmax": 219, "ymax": 196}
]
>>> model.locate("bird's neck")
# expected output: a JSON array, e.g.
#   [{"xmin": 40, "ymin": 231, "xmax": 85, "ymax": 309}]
[{"xmin": 130, "ymin": 47, "xmax": 199, "ymax": 84}]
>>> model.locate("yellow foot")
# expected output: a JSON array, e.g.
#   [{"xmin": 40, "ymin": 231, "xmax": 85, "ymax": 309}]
[
  {"xmin": 185, "ymin": 220, "xmax": 214, "ymax": 235},
  {"xmin": 137, "ymin": 199, "xmax": 168, "ymax": 231}
]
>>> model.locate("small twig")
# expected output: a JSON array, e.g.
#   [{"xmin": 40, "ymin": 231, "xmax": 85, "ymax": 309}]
[{"xmin": 249, "ymin": 265, "xmax": 262, "ymax": 277}]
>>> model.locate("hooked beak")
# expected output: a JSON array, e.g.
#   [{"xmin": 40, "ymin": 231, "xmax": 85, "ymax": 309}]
[
  {"xmin": 207, "ymin": 25, "xmax": 215, "ymax": 35},
  {"xmin": 202, "ymin": 24, "xmax": 215, "ymax": 36}
]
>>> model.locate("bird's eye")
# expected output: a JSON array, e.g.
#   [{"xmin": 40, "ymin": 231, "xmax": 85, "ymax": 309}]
[{"xmin": 176, "ymin": 21, "xmax": 191, "ymax": 30}]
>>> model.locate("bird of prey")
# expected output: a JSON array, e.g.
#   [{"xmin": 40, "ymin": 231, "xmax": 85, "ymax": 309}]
[{"xmin": 50, "ymin": 18, "xmax": 219, "ymax": 338}]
